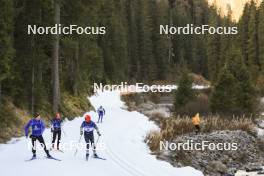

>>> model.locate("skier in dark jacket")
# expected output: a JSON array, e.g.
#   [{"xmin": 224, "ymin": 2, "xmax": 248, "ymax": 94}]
[
  {"xmin": 24, "ymin": 113, "xmax": 51, "ymax": 158},
  {"xmin": 97, "ymin": 106, "xmax": 105, "ymax": 123},
  {"xmin": 51, "ymin": 112, "xmax": 63, "ymax": 150},
  {"xmin": 80, "ymin": 114, "xmax": 101, "ymax": 160}
]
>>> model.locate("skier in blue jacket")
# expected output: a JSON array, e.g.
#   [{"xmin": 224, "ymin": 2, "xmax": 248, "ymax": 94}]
[
  {"xmin": 80, "ymin": 114, "xmax": 101, "ymax": 160},
  {"xmin": 51, "ymin": 112, "xmax": 63, "ymax": 150},
  {"xmin": 97, "ymin": 106, "xmax": 105, "ymax": 123},
  {"xmin": 24, "ymin": 113, "xmax": 51, "ymax": 158}
]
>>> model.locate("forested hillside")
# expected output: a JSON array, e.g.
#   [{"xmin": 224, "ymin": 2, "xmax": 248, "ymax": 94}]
[{"xmin": 0, "ymin": 0, "xmax": 264, "ymax": 140}]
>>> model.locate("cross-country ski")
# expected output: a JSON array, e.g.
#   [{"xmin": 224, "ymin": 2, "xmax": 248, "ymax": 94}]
[
  {"xmin": 25, "ymin": 156, "xmax": 37, "ymax": 162},
  {"xmin": 25, "ymin": 156, "xmax": 61, "ymax": 162},
  {"xmin": 93, "ymin": 156, "xmax": 107, "ymax": 160},
  {"xmin": 46, "ymin": 156, "xmax": 62, "ymax": 161}
]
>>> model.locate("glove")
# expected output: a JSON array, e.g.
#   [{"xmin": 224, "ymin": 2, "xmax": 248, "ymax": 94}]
[
  {"xmin": 97, "ymin": 132, "xmax": 101, "ymax": 136},
  {"xmin": 80, "ymin": 131, "xmax": 83, "ymax": 135},
  {"xmin": 29, "ymin": 134, "xmax": 36, "ymax": 140},
  {"xmin": 51, "ymin": 128, "xmax": 54, "ymax": 133}
]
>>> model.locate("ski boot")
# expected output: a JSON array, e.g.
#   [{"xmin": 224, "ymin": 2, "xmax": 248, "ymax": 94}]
[
  {"xmin": 93, "ymin": 153, "xmax": 98, "ymax": 158},
  {"xmin": 32, "ymin": 154, "xmax": 36, "ymax": 159},
  {"xmin": 47, "ymin": 151, "xmax": 52, "ymax": 158}
]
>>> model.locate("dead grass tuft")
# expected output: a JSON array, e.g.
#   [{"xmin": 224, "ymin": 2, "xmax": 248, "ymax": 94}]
[{"xmin": 146, "ymin": 115, "xmax": 256, "ymax": 151}]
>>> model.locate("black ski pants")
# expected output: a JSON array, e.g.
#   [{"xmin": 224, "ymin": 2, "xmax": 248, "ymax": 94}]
[
  {"xmin": 30, "ymin": 135, "xmax": 50, "ymax": 156},
  {"xmin": 195, "ymin": 125, "xmax": 200, "ymax": 134},
  {"xmin": 52, "ymin": 130, "xmax": 61, "ymax": 149},
  {"xmin": 84, "ymin": 132, "xmax": 96, "ymax": 154}
]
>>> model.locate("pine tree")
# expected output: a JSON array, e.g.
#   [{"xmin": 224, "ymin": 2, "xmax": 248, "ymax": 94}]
[
  {"xmin": 0, "ymin": 0, "xmax": 15, "ymax": 104},
  {"xmin": 0, "ymin": 0, "xmax": 258, "ymax": 120},
  {"xmin": 151, "ymin": 0, "xmax": 169, "ymax": 80},
  {"xmin": 136, "ymin": 0, "xmax": 155, "ymax": 82},
  {"xmin": 187, "ymin": 0, "xmax": 208, "ymax": 76},
  {"xmin": 61, "ymin": 0, "xmax": 103, "ymax": 90},
  {"xmin": 226, "ymin": 48, "xmax": 256, "ymax": 113},
  {"xmin": 99, "ymin": 0, "xmax": 129, "ymax": 83},
  {"xmin": 247, "ymin": 0, "xmax": 260, "ymax": 82},
  {"xmin": 259, "ymin": 1, "xmax": 264, "ymax": 71},
  {"xmin": 210, "ymin": 66, "xmax": 239, "ymax": 114},
  {"xmin": 174, "ymin": 69, "xmax": 195, "ymax": 111},
  {"xmin": 221, "ymin": 4, "xmax": 234, "ymax": 65},
  {"xmin": 126, "ymin": 0, "xmax": 140, "ymax": 81},
  {"xmin": 240, "ymin": 3, "xmax": 250, "ymax": 67},
  {"xmin": 11, "ymin": 0, "xmax": 53, "ymax": 112},
  {"xmin": 207, "ymin": 7, "xmax": 222, "ymax": 83},
  {"xmin": 211, "ymin": 47, "xmax": 256, "ymax": 114},
  {"xmin": 52, "ymin": 0, "xmax": 61, "ymax": 113}
]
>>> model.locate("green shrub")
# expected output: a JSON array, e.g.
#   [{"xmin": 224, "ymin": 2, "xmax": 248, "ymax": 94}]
[
  {"xmin": 0, "ymin": 102, "xmax": 21, "ymax": 142},
  {"xmin": 60, "ymin": 92, "xmax": 92, "ymax": 120}
]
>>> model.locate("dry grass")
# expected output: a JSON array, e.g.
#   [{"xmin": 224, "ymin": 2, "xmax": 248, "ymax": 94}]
[
  {"xmin": 146, "ymin": 115, "xmax": 256, "ymax": 151},
  {"xmin": 61, "ymin": 92, "xmax": 92, "ymax": 119},
  {"xmin": 0, "ymin": 92, "xmax": 92, "ymax": 143},
  {"xmin": 189, "ymin": 73, "xmax": 211, "ymax": 86},
  {"xmin": 0, "ymin": 101, "xmax": 30, "ymax": 143},
  {"xmin": 201, "ymin": 116, "xmax": 255, "ymax": 134},
  {"xmin": 145, "ymin": 130, "xmax": 162, "ymax": 151}
]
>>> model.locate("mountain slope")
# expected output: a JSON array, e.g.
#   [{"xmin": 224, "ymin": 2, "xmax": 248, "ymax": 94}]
[{"xmin": 208, "ymin": 0, "xmax": 262, "ymax": 21}]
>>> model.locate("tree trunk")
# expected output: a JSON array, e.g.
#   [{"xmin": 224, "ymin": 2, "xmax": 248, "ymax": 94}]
[
  {"xmin": 31, "ymin": 65, "xmax": 35, "ymax": 114},
  {"xmin": 52, "ymin": 0, "xmax": 60, "ymax": 113},
  {"xmin": 168, "ymin": 0, "xmax": 175, "ymax": 63},
  {"xmin": 73, "ymin": 42, "xmax": 79, "ymax": 96},
  {"xmin": 0, "ymin": 81, "xmax": 2, "ymax": 105}
]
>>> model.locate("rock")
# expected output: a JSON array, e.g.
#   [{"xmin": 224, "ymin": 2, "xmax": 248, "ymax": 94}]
[
  {"xmin": 207, "ymin": 161, "xmax": 228, "ymax": 174},
  {"xmin": 258, "ymin": 170, "xmax": 264, "ymax": 174},
  {"xmin": 156, "ymin": 130, "xmax": 264, "ymax": 175},
  {"xmin": 137, "ymin": 101, "xmax": 157, "ymax": 111},
  {"xmin": 245, "ymin": 166, "xmax": 263, "ymax": 172}
]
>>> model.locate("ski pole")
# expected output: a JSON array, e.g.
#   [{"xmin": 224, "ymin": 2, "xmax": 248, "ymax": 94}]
[
  {"xmin": 51, "ymin": 131, "xmax": 53, "ymax": 147},
  {"xmin": 74, "ymin": 134, "xmax": 83, "ymax": 156},
  {"xmin": 62, "ymin": 128, "xmax": 67, "ymax": 137},
  {"xmin": 92, "ymin": 135, "xmax": 101, "ymax": 155},
  {"xmin": 61, "ymin": 122, "xmax": 67, "ymax": 137},
  {"xmin": 95, "ymin": 135, "xmax": 101, "ymax": 147}
]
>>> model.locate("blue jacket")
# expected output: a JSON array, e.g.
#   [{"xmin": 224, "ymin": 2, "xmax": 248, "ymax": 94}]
[
  {"xmin": 80, "ymin": 121, "xmax": 98, "ymax": 134},
  {"xmin": 24, "ymin": 119, "xmax": 45, "ymax": 136},
  {"xmin": 51, "ymin": 118, "xmax": 63, "ymax": 131},
  {"xmin": 97, "ymin": 107, "xmax": 105, "ymax": 116}
]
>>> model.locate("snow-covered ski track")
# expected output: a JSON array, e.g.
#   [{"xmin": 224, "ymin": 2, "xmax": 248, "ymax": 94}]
[{"xmin": 0, "ymin": 91, "xmax": 203, "ymax": 176}]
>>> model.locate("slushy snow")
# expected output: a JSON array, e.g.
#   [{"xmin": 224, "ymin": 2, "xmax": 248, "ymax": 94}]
[{"xmin": 0, "ymin": 91, "xmax": 203, "ymax": 176}]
